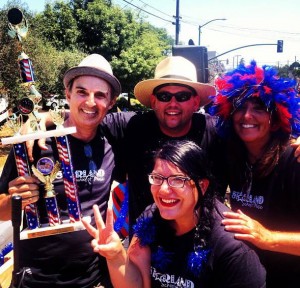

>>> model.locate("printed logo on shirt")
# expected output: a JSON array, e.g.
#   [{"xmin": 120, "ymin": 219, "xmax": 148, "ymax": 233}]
[
  {"xmin": 75, "ymin": 169, "xmax": 105, "ymax": 183},
  {"xmin": 53, "ymin": 169, "xmax": 105, "ymax": 183},
  {"xmin": 231, "ymin": 191, "xmax": 264, "ymax": 210},
  {"xmin": 151, "ymin": 267, "xmax": 195, "ymax": 288}
]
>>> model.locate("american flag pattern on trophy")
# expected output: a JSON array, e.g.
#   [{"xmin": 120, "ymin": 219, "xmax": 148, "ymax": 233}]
[
  {"xmin": 32, "ymin": 157, "xmax": 61, "ymax": 227},
  {"xmin": 56, "ymin": 136, "xmax": 81, "ymax": 222},
  {"xmin": 18, "ymin": 52, "xmax": 35, "ymax": 84},
  {"xmin": 45, "ymin": 197, "xmax": 61, "ymax": 226},
  {"xmin": 13, "ymin": 143, "xmax": 40, "ymax": 229}
]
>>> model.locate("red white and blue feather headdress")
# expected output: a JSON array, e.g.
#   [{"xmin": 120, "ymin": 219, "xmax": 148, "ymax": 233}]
[{"xmin": 209, "ymin": 60, "xmax": 300, "ymax": 137}]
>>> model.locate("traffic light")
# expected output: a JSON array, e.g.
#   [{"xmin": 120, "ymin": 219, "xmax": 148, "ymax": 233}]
[{"xmin": 277, "ymin": 40, "xmax": 283, "ymax": 53}]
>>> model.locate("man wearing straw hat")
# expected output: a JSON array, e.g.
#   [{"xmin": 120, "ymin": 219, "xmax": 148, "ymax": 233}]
[{"xmin": 124, "ymin": 56, "xmax": 228, "ymax": 233}]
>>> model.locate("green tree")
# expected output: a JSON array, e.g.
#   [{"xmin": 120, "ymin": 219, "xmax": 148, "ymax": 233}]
[
  {"xmin": 1, "ymin": 0, "xmax": 174, "ymax": 110},
  {"xmin": 277, "ymin": 65, "xmax": 290, "ymax": 78},
  {"xmin": 32, "ymin": 0, "xmax": 172, "ymax": 95},
  {"xmin": 32, "ymin": 1, "xmax": 80, "ymax": 51},
  {"xmin": 111, "ymin": 29, "xmax": 170, "ymax": 94},
  {"xmin": 74, "ymin": 0, "xmax": 142, "ymax": 59},
  {"xmin": 0, "ymin": 1, "xmax": 32, "ymax": 107}
]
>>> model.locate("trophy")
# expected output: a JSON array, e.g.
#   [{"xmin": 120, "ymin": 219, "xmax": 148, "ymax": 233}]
[
  {"xmin": 32, "ymin": 158, "xmax": 62, "ymax": 226},
  {"xmin": 0, "ymin": 8, "xmax": 85, "ymax": 240}
]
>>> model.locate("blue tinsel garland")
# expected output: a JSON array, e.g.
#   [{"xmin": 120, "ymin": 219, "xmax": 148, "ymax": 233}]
[{"xmin": 133, "ymin": 215, "xmax": 210, "ymax": 276}]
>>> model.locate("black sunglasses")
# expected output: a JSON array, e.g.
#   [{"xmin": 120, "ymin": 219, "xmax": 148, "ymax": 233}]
[{"xmin": 154, "ymin": 91, "xmax": 193, "ymax": 102}]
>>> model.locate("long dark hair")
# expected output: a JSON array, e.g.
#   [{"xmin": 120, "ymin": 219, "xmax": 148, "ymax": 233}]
[
  {"xmin": 153, "ymin": 139, "xmax": 216, "ymax": 250},
  {"xmin": 227, "ymin": 99, "xmax": 290, "ymax": 179}
]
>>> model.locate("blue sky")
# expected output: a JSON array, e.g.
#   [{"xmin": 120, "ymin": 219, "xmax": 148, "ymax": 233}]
[{"xmin": 1, "ymin": 0, "xmax": 299, "ymax": 68}]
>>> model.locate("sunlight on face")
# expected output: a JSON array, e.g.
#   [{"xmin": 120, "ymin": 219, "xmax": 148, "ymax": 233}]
[
  {"xmin": 66, "ymin": 76, "xmax": 115, "ymax": 136},
  {"xmin": 233, "ymin": 99, "xmax": 272, "ymax": 146},
  {"xmin": 150, "ymin": 158, "xmax": 198, "ymax": 229},
  {"xmin": 150, "ymin": 85, "xmax": 200, "ymax": 137}
]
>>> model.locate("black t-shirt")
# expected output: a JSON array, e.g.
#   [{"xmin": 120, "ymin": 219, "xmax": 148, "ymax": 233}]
[
  {"xmin": 139, "ymin": 201, "xmax": 266, "ymax": 288},
  {"xmin": 124, "ymin": 111, "xmax": 228, "ymax": 230},
  {"xmin": 229, "ymin": 146, "xmax": 300, "ymax": 287}
]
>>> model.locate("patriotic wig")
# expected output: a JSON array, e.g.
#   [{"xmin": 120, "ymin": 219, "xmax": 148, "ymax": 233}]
[{"xmin": 209, "ymin": 60, "xmax": 300, "ymax": 138}]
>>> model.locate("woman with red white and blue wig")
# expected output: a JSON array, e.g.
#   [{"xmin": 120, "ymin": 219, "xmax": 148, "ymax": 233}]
[{"xmin": 210, "ymin": 60, "xmax": 300, "ymax": 287}]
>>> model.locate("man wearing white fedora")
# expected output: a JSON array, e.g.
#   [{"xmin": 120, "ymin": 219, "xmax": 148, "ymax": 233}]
[
  {"xmin": 0, "ymin": 54, "xmax": 132, "ymax": 287},
  {"xmin": 125, "ymin": 56, "xmax": 228, "ymax": 233}
]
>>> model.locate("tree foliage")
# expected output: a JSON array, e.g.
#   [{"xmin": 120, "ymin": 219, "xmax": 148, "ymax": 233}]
[
  {"xmin": 32, "ymin": 2, "xmax": 80, "ymax": 51},
  {"xmin": 0, "ymin": 0, "xmax": 173, "ymax": 109}
]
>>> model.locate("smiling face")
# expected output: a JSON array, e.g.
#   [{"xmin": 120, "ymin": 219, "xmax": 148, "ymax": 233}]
[
  {"xmin": 150, "ymin": 158, "xmax": 199, "ymax": 231},
  {"xmin": 65, "ymin": 75, "xmax": 116, "ymax": 140},
  {"xmin": 150, "ymin": 85, "xmax": 200, "ymax": 137},
  {"xmin": 232, "ymin": 99, "xmax": 273, "ymax": 148}
]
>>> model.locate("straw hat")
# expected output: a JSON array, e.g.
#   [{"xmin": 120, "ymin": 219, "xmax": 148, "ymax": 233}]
[
  {"xmin": 63, "ymin": 54, "xmax": 121, "ymax": 97},
  {"xmin": 134, "ymin": 56, "xmax": 216, "ymax": 107}
]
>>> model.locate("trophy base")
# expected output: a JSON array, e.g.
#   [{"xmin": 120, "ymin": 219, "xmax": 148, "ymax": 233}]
[{"xmin": 20, "ymin": 216, "xmax": 91, "ymax": 240}]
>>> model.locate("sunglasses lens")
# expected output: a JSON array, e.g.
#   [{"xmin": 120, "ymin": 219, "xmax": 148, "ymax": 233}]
[
  {"xmin": 155, "ymin": 92, "xmax": 172, "ymax": 102},
  {"xmin": 155, "ymin": 91, "xmax": 192, "ymax": 102},
  {"xmin": 175, "ymin": 92, "xmax": 192, "ymax": 102}
]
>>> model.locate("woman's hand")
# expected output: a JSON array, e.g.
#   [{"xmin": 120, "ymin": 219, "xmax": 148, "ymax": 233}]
[
  {"xmin": 82, "ymin": 205, "xmax": 124, "ymax": 260},
  {"xmin": 222, "ymin": 209, "xmax": 273, "ymax": 251},
  {"xmin": 291, "ymin": 137, "xmax": 300, "ymax": 162}
]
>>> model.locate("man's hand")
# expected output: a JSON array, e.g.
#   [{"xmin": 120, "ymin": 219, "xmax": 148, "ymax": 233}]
[
  {"xmin": 22, "ymin": 112, "xmax": 49, "ymax": 162},
  {"xmin": 8, "ymin": 176, "xmax": 40, "ymax": 210}
]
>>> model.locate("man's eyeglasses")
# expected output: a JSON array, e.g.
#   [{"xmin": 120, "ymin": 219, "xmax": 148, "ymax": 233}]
[
  {"xmin": 154, "ymin": 91, "xmax": 193, "ymax": 102},
  {"xmin": 84, "ymin": 144, "xmax": 97, "ymax": 172},
  {"xmin": 148, "ymin": 173, "xmax": 191, "ymax": 188}
]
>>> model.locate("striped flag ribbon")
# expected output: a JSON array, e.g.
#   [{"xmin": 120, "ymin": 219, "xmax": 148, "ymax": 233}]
[{"xmin": 13, "ymin": 143, "xmax": 40, "ymax": 229}]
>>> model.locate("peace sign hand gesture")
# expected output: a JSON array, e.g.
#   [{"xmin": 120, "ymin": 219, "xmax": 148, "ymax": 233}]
[{"xmin": 82, "ymin": 204, "xmax": 124, "ymax": 260}]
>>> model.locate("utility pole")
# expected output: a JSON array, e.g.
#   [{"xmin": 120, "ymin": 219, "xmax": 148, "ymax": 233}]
[{"xmin": 174, "ymin": 0, "xmax": 180, "ymax": 45}]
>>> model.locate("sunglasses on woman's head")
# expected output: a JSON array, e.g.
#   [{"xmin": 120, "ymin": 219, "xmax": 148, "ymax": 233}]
[{"xmin": 154, "ymin": 91, "xmax": 193, "ymax": 102}]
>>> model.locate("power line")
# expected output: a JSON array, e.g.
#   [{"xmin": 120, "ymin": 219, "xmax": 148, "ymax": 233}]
[
  {"xmin": 121, "ymin": 0, "xmax": 173, "ymax": 23},
  {"xmin": 136, "ymin": 0, "xmax": 173, "ymax": 17},
  {"xmin": 117, "ymin": 0, "xmax": 300, "ymax": 46}
]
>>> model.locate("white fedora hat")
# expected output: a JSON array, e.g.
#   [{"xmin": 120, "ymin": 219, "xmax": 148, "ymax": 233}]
[
  {"xmin": 134, "ymin": 56, "xmax": 216, "ymax": 107},
  {"xmin": 63, "ymin": 54, "xmax": 121, "ymax": 97}
]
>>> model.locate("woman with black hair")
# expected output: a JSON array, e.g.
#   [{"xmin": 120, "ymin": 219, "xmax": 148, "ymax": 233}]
[{"xmin": 83, "ymin": 140, "xmax": 266, "ymax": 288}]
